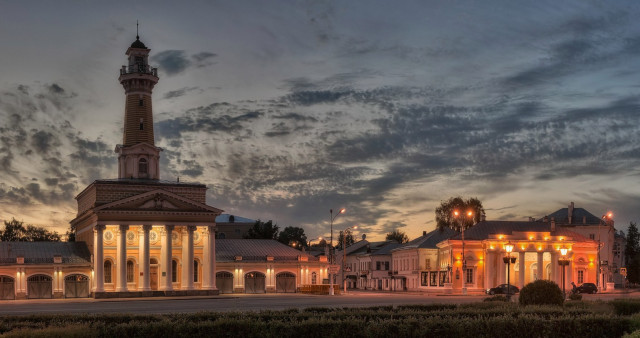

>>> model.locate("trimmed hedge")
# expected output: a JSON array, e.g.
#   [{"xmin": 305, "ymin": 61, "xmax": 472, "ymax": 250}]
[{"xmin": 519, "ymin": 280, "xmax": 564, "ymax": 306}]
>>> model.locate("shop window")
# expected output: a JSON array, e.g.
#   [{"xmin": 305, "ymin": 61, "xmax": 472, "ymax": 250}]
[{"xmin": 421, "ymin": 272, "xmax": 428, "ymax": 286}]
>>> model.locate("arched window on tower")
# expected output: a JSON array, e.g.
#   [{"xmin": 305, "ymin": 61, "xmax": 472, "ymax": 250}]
[
  {"xmin": 138, "ymin": 158, "xmax": 148, "ymax": 176},
  {"xmin": 139, "ymin": 118, "xmax": 144, "ymax": 130}
]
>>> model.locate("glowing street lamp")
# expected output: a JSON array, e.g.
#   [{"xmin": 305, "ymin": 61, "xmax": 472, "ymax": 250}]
[
  {"xmin": 453, "ymin": 209, "xmax": 474, "ymax": 295},
  {"xmin": 342, "ymin": 225, "xmax": 358, "ymax": 293},
  {"xmin": 503, "ymin": 242, "xmax": 516, "ymax": 300},
  {"xmin": 558, "ymin": 247, "xmax": 570, "ymax": 299},
  {"xmin": 328, "ymin": 208, "xmax": 345, "ymax": 296}
]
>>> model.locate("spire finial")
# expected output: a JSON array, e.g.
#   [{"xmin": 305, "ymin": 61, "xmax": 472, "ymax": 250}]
[{"xmin": 136, "ymin": 20, "xmax": 139, "ymax": 40}]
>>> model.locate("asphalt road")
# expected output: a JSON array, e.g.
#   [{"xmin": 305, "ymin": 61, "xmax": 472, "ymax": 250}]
[{"xmin": 0, "ymin": 291, "xmax": 636, "ymax": 315}]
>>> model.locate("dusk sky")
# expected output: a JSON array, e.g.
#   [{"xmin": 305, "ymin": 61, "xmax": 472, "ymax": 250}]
[{"xmin": 1, "ymin": 1, "xmax": 639, "ymax": 241}]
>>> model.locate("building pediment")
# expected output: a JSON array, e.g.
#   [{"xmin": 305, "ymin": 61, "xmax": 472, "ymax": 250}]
[{"xmin": 93, "ymin": 189, "xmax": 222, "ymax": 214}]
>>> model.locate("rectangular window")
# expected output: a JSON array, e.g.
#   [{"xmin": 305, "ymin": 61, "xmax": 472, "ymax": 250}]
[
  {"xmin": 421, "ymin": 272, "xmax": 428, "ymax": 286},
  {"xmin": 577, "ymin": 270, "xmax": 584, "ymax": 284},
  {"xmin": 376, "ymin": 261, "xmax": 381, "ymax": 270},
  {"xmin": 385, "ymin": 261, "xmax": 389, "ymax": 270},
  {"xmin": 430, "ymin": 271, "xmax": 437, "ymax": 286},
  {"xmin": 439, "ymin": 271, "xmax": 447, "ymax": 286},
  {"xmin": 126, "ymin": 261, "xmax": 134, "ymax": 283},
  {"xmin": 425, "ymin": 258, "xmax": 431, "ymax": 270},
  {"xmin": 139, "ymin": 99, "xmax": 144, "ymax": 106},
  {"xmin": 589, "ymin": 234, "xmax": 595, "ymax": 240},
  {"xmin": 466, "ymin": 268, "xmax": 473, "ymax": 284}
]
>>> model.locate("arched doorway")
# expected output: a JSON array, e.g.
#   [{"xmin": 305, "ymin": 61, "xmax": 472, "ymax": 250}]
[
  {"xmin": 64, "ymin": 274, "xmax": 90, "ymax": 298},
  {"xmin": 276, "ymin": 272, "xmax": 296, "ymax": 293},
  {"xmin": 0, "ymin": 276, "xmax": 15, "ymax": 300},
  {"xmin": 150, "ymin": 258, "xmax": 159, "ymax": 290},
  {"xmin": 27, "ymin": 274, "xmax": 52, "ymax": 299},
  {"xmin": 216, "ymin": 271, "xmax": 234, "ymax": 294},
  {"xmin": 244, "ymin": 272, "xmax": 265, "ymax": 294}
]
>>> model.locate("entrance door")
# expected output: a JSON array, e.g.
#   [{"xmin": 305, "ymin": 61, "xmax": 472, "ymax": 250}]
[
  {"xmin": 276, "ymin": 272, "xmax": 296, "ymax": 293},
  {"xmin": 27, "ymin": 274, "xmax": 52, "ymax": 299},
  {"xmin": 150, "ymin": 266, "xmax": 159, "ymax": 290},
  {"xmin": 64, "ymin": 274, "xmax": 89, "ymax": 298},
  {"xmin": 0, "ymin": 276, "xmax": 14, "ymax": 300},
  {"xmin": 244, "ymin": 272, "xmax": 265, "ymax": 294},
  {"xmin": 216, "ymin": 272, "xmax": 234, "ymax": 294}
]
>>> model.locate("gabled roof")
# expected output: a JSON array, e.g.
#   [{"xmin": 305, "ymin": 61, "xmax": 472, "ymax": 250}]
[
  {"xmin": 370, "ymin": 241, "xmax": 402, "ymax": 255},
  {"xmin": 0, "ymin": 242, "xmax": 91, "ymax": 265},
  {"xmin": 349, "ymin": 241, "xmax": 393, "ymax": 256},
  {"xmin": 539, "ymin": 207, "xmax": 601, "ymax": 226},
  {"xmin": 216, "ymin": 239, "xmax": 317, "ymax": 262},
  {"xmin": 448, "ymin": 220, "xmax": 590, "ymax": 241},
  {"xmin": 393, "ymin": 228, "xmax": 457, "ymax": 251}
]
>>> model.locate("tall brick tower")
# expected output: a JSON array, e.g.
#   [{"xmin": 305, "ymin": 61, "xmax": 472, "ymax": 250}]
[{"xmin": 115, "ymin": 32, "xmax": 161, "ymax": 180}]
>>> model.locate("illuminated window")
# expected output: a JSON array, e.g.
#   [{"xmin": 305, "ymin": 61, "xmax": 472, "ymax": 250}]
[
  {"xmin": 577, "ymin": 270, "xmax": 584, "ymax": 284},
  {"xmin": 126, "ymin": 260, "xmax": 134, "ymax": 283},
  {"xmin": 311, "ymin": 272, "xmax": 317, "ymax": 285},
  {"xmin": 104, "ymin": 260, "xmax": 112, "ymax": 283},
  {"xmin": 465, "ymin": 268, "xmax": 473, "ymax": 284}
]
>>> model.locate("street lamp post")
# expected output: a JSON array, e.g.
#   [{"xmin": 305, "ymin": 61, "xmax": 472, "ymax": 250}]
[
  {"xmin": 328, "ymin": 208, "xmax": 345, "ymax": 296},
  {"xmin": 598, "ymin": 212, "xmax": 612, "ymax": 292},
  {"xmin": 342, "ymin": 225, "xmax": 358, "ymax": 293},
  {"xmin": 453, "ymin": 210, "xmax": 474, "ymax": 295},
  {"xmin": 503, "ymin": 242, "xmax": 516, "ymax": 300},
  {"xmin": 558, "ymin": 247, "xmax": 570, "ymax": 299}
]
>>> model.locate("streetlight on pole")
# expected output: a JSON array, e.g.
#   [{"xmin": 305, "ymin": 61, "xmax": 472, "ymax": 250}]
[
  {"xmin": 503, "ymin": 242, "xmax": 516, "ymax": 300},
  {"xmin": 558, "ymin": 247, "xmax": 570, "ymax": 299},
  {"xmin": 453, "ymin": 209, "xmax": 474, "ymax": 295},
  {"xmin": 328, "ymin": 208, "xmax": 345, "ymax": 296},
  {"xmin": 599, "ymin": 212, "xmax": 612, "ymax": 292},
  {"xmin": 342, "ymin": 225, "xmax": 358, "ymax": 293}
]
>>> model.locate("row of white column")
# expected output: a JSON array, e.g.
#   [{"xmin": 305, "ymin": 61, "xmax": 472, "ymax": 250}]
[
  {"xmin": 93, "ymin": 224, "xmax": 216, "ymax": 293},
  {"xmin": 486, "ymin": 250, "xmax": 563, "ymax": 288}
]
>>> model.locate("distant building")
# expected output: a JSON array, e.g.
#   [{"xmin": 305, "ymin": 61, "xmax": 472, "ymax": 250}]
[{"xmin": 215, "ymin": 214, "xmax": 256, "ymax": 239}]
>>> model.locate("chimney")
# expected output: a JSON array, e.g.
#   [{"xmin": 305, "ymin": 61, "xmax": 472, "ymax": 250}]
[
  {"xmin": 543, "ymin": 216, "xmax": 549, "ymax": 223},
  {"xmin": 583, "ymin": 216, "xmax": 586, "ymax": 224},
  {"xmin": 423, "ymin": 231, "xmax": 427, "ymax": 236},
  {"xmin": 481, "ymin": 214, "xmax": 486, "ymax": 222},
  {"xmin": 551, "ymin": 217, "xmax": 556, "ymax": 232},
  {"xmin": 568, "ymin": 202, "xmax": 574, "ymax": 224}
]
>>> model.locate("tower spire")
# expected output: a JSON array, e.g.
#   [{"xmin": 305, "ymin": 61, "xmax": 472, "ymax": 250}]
[{"xmin": 136, "ymin": 20, "xmax": 139, "ymax": 40}]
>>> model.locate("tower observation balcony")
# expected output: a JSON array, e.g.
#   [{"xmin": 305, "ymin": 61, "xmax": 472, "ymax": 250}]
[{"xmin": 120, "ymin": 64, "xmax": 158, "ymax": 77}]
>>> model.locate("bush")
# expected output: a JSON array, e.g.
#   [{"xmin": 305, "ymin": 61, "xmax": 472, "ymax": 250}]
[
  {"xmin": 484, "ymin": 295, "xmax": 509, "ymax": 302},
  {"xmin": 568, "ymin": 292, "xmax": 583, "ymax": 301},
  {"xmin": 519, "ymin": 280, "xmax": 564, "ymax": 306},
  {"xmin": 612, "ymin": 299, "xmax": 640, "ymax": 316}
]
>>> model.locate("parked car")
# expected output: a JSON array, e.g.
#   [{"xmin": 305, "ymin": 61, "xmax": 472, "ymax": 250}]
[
  {"xmin": 486, "ymin": 284, "xmax": 519, "ymax": 295},
  {"xmin": 575, "ymin": 282, "xmax": 597, "ymax": 294}
]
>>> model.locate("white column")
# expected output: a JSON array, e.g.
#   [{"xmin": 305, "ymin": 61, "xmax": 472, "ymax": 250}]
[
  {"xmin": 161, "ymin": 225, "xmax": 174, "ymax": 291},
  {"xmin": 182, "ymin": 226, "xmax": 195, "ymax": 290},
  {"xmin": 567, "ymin": 256, "xmax": 573, "ymax": 290},
  {"xmin": 202, "ymin": 226, "xmax": 211, "ymax": 289},
  {"xmin": 499, "ymin": 253, "xmax": 506, "ymax": 284},
  {"xmin": 116, "ymin": 225, "xmax": 129, "ymax": 292},
  {"xmin": 94, "ymin": 224, "xmax": 105, "ymax": 292},
  {"xmin": 550, "ymin": 251, "xmax": 557, "ymax": 284},
  {"xmin": 139, "ymin": 225, "xmax": 152, "ymax": 291},
  {"xmin": 518, "ymin": 252, "xmax": 525, "ymax": 288},
  {"xmin": 484, "ymin": 252, "xmax": 492, "ymax": 289},
  {"xmin": 210, "ymin": 226, "xmax": 217, "ymax": 290},
  {"xmin": 537, "ymin": 252, "xmax": 544, "ymax": 280}
]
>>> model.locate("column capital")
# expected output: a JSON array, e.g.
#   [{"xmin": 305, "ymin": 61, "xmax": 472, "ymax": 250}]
[
  {"xmin": 187, "ymin": 225, "xmax": 197, "ymax": 232},
  {"xmin": 164, "ymin": 225, "xmax": 175, "ymax": 232},
  {"xmin": 119, "ymin": 224, "xmax": 130, "ymax": 232},
  {"xmin": 142, "ymin": 224, "xmax": 153, "ymax": 232},
  {"xmin": 94, "ymin": 224, "xmax": 106, "ymax": 231}
]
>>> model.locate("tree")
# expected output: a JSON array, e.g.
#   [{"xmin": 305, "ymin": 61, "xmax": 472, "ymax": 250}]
[
  {"xmin": 244, "ymin": 220, "xmax": 279, "ymax": 240},
  {"xmin": 386, "ymin": 229, "xmax": 409, "ymax": 243},
  {"xmin": 626, "ymin": 222, "xmax": 640, "ymax": 284},
  {"xmin": 0, "ymin": 218, "xmax": 61, "ymax": 242},
  {"xmin": 336, "ymin": 230, "xmax": 356, "ymax": 250},
  {"xmin": 277, "ymin": 226, "xmax": 308, "ymax": 249},
  {"xmin": 435, "ymin": 196, "xmax": 485, "ymax": 232}
]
